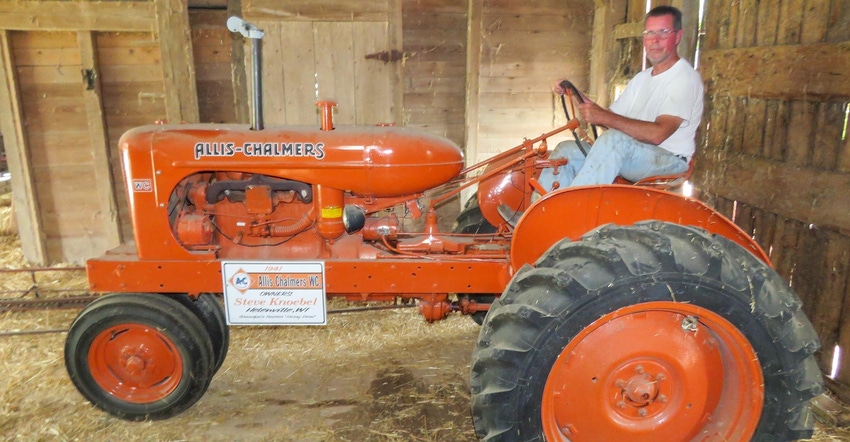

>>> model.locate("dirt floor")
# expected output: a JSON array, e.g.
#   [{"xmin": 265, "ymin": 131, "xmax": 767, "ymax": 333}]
[
  {"xmin": 4, "ymin": 306, "xmax": 850, "ymax": 442},
  {"xmin": 1, "ymin": 306, "xmax": 481, "ymax": 441}
]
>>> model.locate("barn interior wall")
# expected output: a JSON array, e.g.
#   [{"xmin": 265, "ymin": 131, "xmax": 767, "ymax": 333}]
[
  {"xmin": 696, "ymin": 0, "xmax": 850, "ymax": 398},
  {"xmin": 401, "ymin": 0, "xmax": 467, "ymax": 146},
  {"xmin": 10, "ymin": 31, "xmax": 108, "ymax": 261},
  {"xmin": 191, "ymin": 9, "xmax": 237, "ymax": 124},
  {"xmin": 0, "ymin": 1, "xmax": 196, "ymax": 264},
  {"xmin": 467, "ymin": 0, "xmax": 595, "ymax": 165}
]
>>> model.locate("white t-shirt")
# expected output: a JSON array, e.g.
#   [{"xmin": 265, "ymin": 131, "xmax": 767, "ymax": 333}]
[{"xmin": 609, "ymin": 59, "xmax": 704, "ymax": 157}]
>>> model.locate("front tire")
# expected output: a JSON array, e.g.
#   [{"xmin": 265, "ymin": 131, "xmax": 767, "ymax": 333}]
[
  {"xmin": 65, "ymin": 294, "xmax": 215, "ymax": 421},
  {"xmin": 471, "ymin": 221, "xmax": 822, "ymax": 441},
  {"xmin": 173, "ymin": 293, "xmax": 230, "ymax": 374}
]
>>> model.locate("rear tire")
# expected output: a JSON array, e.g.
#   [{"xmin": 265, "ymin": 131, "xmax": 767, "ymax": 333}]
[
  {"xmin": 453, "ymin": 194, "xmax": 497, "ymax": 234},
  {"xmin": 471, "ymin": 221, "xmax": 822, "ymax": 441},
  {"xmin": 454, "ymin": 195, "xmax": 498, "ymax": 324},
  {"xmin": 65, "ymin": 294, "xmax": 214, "ymax": 421}
]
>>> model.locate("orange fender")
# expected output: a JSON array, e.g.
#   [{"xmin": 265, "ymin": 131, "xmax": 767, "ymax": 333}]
[{"xmin": 509, "ymin": 185, "xmax": 769, "ymax": 271}]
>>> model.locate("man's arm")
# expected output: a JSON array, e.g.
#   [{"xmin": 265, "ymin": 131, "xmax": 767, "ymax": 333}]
[{"xmin": 578, "ymin": 101, "xmax": 682, "ymax": 146}]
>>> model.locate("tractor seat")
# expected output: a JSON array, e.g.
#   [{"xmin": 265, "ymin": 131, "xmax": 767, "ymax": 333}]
[{"xmin": 614, "ymin": 158, "xmax": 693, "ymax": 190}]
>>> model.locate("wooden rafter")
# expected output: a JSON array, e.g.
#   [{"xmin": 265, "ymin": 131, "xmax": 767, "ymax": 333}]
[{"xmin": 0, "ymin": 1, "xmax": 156, "ymax": 32}]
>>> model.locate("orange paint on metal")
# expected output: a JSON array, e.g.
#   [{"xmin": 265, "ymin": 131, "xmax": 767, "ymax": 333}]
[
  {"xmin": 119, "ymin": 122, "xmax": 463, "ymax": 260},
  {"xmin": 86, "ymin": 246, "xmax": 512, "ymax": 296},
  {"xmin": 541, "ymin": 301, "xmax": 764, "ymax": 441},
  {"xmin": 315, "ymin": 185, "xmax": 345, "ymax": 240},
  {"xmin": 463, "ymin": 121, "xmax": 577, "ymax": 227},
  {"xmin": 510, "ymin": 185, "xmax": 770, "ymax": 271},
  {"xmin": 317, "ymin": 100, "xmax": 336, "ymax": 131},
  {"xmin": 417, "ymin": 294, "xmax": 453, "ymax": 322},
  {"xmin": 88, "ymin": 324, "xmax": 184, "ymax": 404}
]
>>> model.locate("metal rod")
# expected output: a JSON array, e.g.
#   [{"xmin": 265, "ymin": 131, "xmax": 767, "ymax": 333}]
[{"xmin": 252, "ymin": 37, "xmax": 264, "ymax": 131}]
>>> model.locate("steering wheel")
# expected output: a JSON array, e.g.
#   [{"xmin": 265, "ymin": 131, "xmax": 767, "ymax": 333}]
[{"xmin": 558, "ymin": 80, "xmax": 598, "ymax": 155}]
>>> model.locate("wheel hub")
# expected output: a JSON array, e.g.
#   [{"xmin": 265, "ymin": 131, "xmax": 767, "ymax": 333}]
[
  {"xmin": 89, "ymin": 324, "xmax": 184, "ymax": 403},
  {"xmin": 122, "ymin": 346, "xmax": 151, "ymax": 376},
  {"xmin": 541, "ymin": 302, "xmax": 764, "ymax": 441},
  {"xmin": 611, "ymin": 362, "xmax": 671, "ymax": 419}
]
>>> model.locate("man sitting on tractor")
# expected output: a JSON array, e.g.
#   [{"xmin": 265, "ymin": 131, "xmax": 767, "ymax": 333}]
[{"xmin": 538, "ymin": 5, "xmax": 704, "ymax": 192}]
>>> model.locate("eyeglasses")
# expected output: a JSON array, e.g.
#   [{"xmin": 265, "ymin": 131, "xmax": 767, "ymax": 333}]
[{"xmin": 642, "ymin": 29, "xmax": 677, "ymax": 39}]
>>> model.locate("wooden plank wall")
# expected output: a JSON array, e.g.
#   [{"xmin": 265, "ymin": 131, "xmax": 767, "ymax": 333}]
[
  {"xmin": 10, "ymin": 31, "xmax": 108, "ymax": 261},
  {"xmin": 243, "ymin": 1, "xmax": 397, "ymax": 127},
  {"xmin": 7, "ymin": 30, "xmax": 168, "ymax": 261},
  {"xmin": 467, "ymin": 0, "xmax": 594, "ymax": 165},
  {"xmin": 402, "ymin": 0, "xmax": 467, "ymax": 146},
  {"xmin": 191, "ymin": 9, "xmax": 237, "ymax": 124},
  {"xmin": 0, "ymin": 1, "xmax": 198, "ymax": 264},
  {"xmin": 97, "ymin": 31, "xmax": 168, "ymax": 241},
  {"xmin": 696, "ymin": 0, "xmax": 850, "ymax": 398}
]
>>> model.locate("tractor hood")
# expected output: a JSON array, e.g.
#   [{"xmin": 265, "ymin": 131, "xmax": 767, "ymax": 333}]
[{"xmin": 119, "ymin": 123, "xmax": 464, "ymax": 198}]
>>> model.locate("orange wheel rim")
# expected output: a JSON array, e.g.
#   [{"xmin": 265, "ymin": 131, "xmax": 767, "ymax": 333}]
[
  {"xmin": 542, "ymin": 301, "xmax": 763, "ymax": 441},
  {"xmin": 88, "ymin": 324, "xmax": 184, "ymax": 404}
]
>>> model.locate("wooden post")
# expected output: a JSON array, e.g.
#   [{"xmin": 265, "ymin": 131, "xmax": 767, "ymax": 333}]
[
  {"xmin": 0, "ymin": 31, "xmax": 47, "ymax": 264},
  {"xmin": 388, "ymin": 0, "xmax": 404, "ymax": 126},
  {"xmin": 673, "ymin": 0, "xmax": 699, "ymax": 64},
  {"xmin": 156, "ymin": 0, "xmax": 200, "ymax": 123},
  {"xmin": 588, "ymin": 0, "xmax": 626, "ymax": 107},
  {"xmin": 464, "ymin": 0, "xmax": 482, "ymax": 165},
  {"xmin": 77, "ymin": 31, "xmax": 122, "ymax": 247}
]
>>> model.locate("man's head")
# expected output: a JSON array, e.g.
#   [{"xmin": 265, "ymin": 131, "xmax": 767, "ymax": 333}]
[{"xmin": 643, "ymin": 6, "xmax": 683, "ymax": 69}]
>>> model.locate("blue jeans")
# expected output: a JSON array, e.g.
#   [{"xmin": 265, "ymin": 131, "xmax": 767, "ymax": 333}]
[{"xmin": 537, "ymin": 129, "xmax": 689, "ymax": 193}]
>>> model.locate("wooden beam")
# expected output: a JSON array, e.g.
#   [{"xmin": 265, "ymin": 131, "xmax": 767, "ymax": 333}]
[
  {"xmin": 464, "ymin": 0, "xmax": 482, "ymax": 163},
  {"xmin": 0, "ymin": 31, "xmax": 47, "ymax": 264},
  {"xmin": 0, "ymin": 1, "xmax": 155, "ymax": 32},
  {"xmin": 156, "ymin": 0, "xmax": 200, "ymax": 123},
  {"xmin": 613, "ymin": 21, "xmax": 643, "ymax": 40},
  {"xmin": 696, "ymin": 151, "xmax": 850, "ymax": 234},
  {"xmin": 77, "ymin": 31, "xmax": 122, "ymax": 248},
  {"xmin": 701, "ymin": 43, "xmax": 850, "ymax": 101},
  {"xmin": 242, "ymin": 0, "xmax": 388, "ymax": 22}
]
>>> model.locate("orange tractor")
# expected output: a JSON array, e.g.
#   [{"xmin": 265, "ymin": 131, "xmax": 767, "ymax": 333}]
[{"xmin": 64, "ymin": 18, "xmax": 822, "ymax": 441}]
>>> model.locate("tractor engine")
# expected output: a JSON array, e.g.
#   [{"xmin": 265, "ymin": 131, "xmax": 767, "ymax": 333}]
[
  {"xmin": 170, "ymin": 172, "xmax": 314, "ymax": 248},
  {"xmin": 117, "ymin": 110, "xmax": 464, "ymax": 261}
]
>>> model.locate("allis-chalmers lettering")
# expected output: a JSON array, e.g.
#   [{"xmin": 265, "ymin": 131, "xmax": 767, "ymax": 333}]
[{"xmin": 194, "ymin": 141, "xmax": 326, "ymax": 160}]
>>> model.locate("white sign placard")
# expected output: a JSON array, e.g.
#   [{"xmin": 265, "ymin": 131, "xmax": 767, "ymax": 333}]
[{"xmin": 221, "ymin": 261, "xmax": 327, "ymax": 325}]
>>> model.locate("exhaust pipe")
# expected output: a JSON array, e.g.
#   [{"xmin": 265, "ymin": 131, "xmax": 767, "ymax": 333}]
[{"xmin": 227, "ymin": 16, "xmax": 265, "ymax": 130}]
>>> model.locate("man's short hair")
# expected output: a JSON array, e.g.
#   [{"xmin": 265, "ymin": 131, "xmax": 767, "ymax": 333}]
[{"xmin": 646, "ymin": 5, "xmax": 682, "ymax": 30}]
